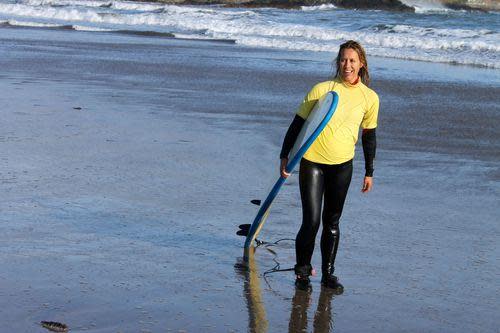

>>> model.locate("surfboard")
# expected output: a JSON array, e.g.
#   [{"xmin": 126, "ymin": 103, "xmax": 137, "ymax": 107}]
[{"xmin": 243, "ymin": 91, "xmax": 339, "ymax": 261}]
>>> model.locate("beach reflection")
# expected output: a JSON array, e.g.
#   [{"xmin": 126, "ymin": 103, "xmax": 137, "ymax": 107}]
[
  {"xmin": 236, "ymin": 249, "xmax": 336, "ymax": 333},
  {"xmin": 235, "ymin": 247, "xmax": 269, "ymax": 333},
  {"xmin": 289, "ymin": 287, "xmax": 336, "ymax": 333},
  {"xmin": 312, "ymin": 287, "xmax": 336, "ymax": 333}
]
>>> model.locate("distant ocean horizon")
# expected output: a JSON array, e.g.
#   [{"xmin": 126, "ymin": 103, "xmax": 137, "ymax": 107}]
[{"xmin": 0, "ymin": 0, "xmax": 499, "ymax": 69}]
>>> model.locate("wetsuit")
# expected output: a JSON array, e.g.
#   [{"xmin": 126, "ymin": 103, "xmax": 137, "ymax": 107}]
[{"xmin": 280, "ymin": 77, "xmax": 379, "ymax": 278}]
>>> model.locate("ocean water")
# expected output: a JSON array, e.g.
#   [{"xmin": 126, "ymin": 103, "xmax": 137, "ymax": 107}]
[{"xmin": 0, "ymin": 0, "xmax": 499, "ymax": 69}]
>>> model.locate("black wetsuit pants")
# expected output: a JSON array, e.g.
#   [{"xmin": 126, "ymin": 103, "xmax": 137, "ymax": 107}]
[{"xmin": 295, "ymin": 158, "xmax": 353, "ymax": 277}]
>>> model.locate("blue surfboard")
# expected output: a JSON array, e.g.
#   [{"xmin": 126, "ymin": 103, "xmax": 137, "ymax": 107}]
[{"xmin": 244, "ymin": 91, "xmax": 339, "ymax": 261}]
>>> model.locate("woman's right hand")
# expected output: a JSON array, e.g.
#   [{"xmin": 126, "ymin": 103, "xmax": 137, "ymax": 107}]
[{"xmin": 280, "ymin": 158, "xmax": 291, "ymax": 178}]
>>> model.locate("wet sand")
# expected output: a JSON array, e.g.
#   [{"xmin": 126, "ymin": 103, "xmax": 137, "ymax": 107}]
[{"xmin": 1, "ymin": 28, "xmax": 499, "ymax": 332}]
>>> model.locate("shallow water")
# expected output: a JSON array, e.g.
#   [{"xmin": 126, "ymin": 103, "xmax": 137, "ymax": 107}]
[{"xmin": 1, "ymin": 26, "xmax": 499, "ymax": 332}]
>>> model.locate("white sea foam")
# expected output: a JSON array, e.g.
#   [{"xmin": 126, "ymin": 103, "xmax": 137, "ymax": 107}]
[
  {"xmin": 234, "ymin": 35, "xmax": 499, "ymax": 68},
  {"xmin": 21, "ymin": 0, "xmax": 169, "ymax": 12},
  {"xmin": 0, "ymin": 3, "xmax": 104, "ymax": 22},
  {"xmin": 110, "ymin": 1, "xmax": 166, "ymax": 12},
  {"xmin": 400, "ymin": 0, "xmax": 451, "ymax": 13},
  {"xmin": 380, "ymin": 24, "xmax": 494, "ymax": 39},
  {"xmin": 300, "ymin": 4, "xmax": 337, "ymax": 11},
  {"xmin": 7, "ymin": 18, "xmax": 63, "ymax": 27},
  {"xmin": 72, "ymin": 24, "xmax": 112, "ymax": 31},
  {"xmin": 22, "ymin": 0, "xmax": 113, "ymax": 9}
]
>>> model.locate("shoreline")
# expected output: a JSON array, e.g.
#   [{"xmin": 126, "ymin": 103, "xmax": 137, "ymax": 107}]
[{"xmin": 2, "ymin": 23, "xmax": 499, "ymax": 71}]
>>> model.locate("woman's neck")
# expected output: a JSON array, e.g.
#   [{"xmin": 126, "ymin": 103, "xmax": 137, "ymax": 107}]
[{"xmin": 339, "ymin": 76, "xmax": 360, "ymax": 86}]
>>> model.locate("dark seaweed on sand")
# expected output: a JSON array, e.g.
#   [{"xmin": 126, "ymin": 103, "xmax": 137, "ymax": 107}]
[{"xmin": 40, "ymin": 321, "xmax": 69, "ymax": 332}]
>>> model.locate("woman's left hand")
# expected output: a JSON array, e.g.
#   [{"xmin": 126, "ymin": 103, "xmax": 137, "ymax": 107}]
[{"xmin": 361, "ymin": 176, "xmax": 373, "ymax": 193}]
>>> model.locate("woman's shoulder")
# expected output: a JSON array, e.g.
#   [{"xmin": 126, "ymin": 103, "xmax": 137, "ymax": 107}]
[
  {"xmin": 308, "ymin": 80, "xmax": 337, "ymax": 97},
  {"xmin": 315, "ymin": 80, "xmax": 337, "ymax": 88},
  {"xmin": 359, "ymin": 82, "xmax": 379, "ymax": 102}
]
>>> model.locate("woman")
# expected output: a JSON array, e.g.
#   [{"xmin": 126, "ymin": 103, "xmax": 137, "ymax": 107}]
[{"xmin": 280, "ymin": 40, "xmax": 379, "ymax": 292}]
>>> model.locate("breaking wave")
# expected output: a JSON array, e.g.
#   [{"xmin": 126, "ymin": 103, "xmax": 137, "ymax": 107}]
[{"xmin": 0, "ymin": 0, "xmax": 498, "ymax": 68}]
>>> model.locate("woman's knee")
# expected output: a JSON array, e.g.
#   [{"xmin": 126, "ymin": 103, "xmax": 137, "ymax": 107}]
[
  {"xmin": 322, "ymin": 212, "xmax": 341, "ymax": 230},
  {"xmin": 298, "ymin": 219, "xmax": 321, "ymax": 239}
]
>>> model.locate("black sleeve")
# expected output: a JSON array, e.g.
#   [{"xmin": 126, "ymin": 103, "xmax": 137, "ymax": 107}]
[
  {"xmin": 362, "ymin": 128, "xmax": 376, "ymax": 177},
  {"xmin": 280, "ymin": 115, "xmax": 305, "ymax": 159}
]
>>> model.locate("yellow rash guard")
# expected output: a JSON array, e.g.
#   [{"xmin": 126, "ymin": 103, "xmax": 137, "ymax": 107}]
[{"xmin": 296, "ymin": 78, "xmax": 379, "ymax": 165}]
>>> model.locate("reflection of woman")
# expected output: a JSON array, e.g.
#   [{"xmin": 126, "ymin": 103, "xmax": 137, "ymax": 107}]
[
  {"xmin": 280, "ymin": 40, "xmax": 379, "ymax": 292},
  {"xmin": 288, "ymin": 287, "xmax": 336, "ymax": 333},
  {"xmin": 313, "ymin": 288, "xmax": 336, "ymax": 333}
]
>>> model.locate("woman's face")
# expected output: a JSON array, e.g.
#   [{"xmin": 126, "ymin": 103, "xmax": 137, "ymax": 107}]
[{"xmin": 339, "ymin": 48, "xmax": 363, "ymax": 84}]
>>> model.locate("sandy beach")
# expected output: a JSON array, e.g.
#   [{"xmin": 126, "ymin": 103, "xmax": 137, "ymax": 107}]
[{"xmin": 1, "ymin": 26, "xmax": 499, "ymax": 333}]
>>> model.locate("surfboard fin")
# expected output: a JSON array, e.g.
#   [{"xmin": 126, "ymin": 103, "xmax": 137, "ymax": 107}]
[
  {"xmin": 251, "ymin": 199, "xmax": 261, "ymax": 206},
  {"xmin": 237, "ymin": 224, "xmax": 251, "ymax": 236}
]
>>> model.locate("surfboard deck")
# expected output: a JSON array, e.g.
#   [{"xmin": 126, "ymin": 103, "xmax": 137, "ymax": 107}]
[{"xmin": 243, "ymin": 91, "xmax": 339, "ymax": 261}]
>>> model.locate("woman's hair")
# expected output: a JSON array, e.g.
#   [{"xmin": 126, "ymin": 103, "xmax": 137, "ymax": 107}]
[{"xmin": 334, "ymin": 40, "xmax": 370, "ymax": 86}]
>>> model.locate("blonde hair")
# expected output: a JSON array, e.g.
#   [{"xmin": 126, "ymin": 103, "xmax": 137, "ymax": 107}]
[{"xmin": 334, "ymin": 40, "xmax": 370, "ymax": 86}]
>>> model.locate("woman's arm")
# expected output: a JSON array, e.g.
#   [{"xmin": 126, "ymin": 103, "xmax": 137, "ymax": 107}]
[
  {"xmin": 280, "ymin": 115, "xmax": 305, "ymax": 178},
  {"xmin": 361, "ymin": 128, "xmax": 376, "ymax": 192}
]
